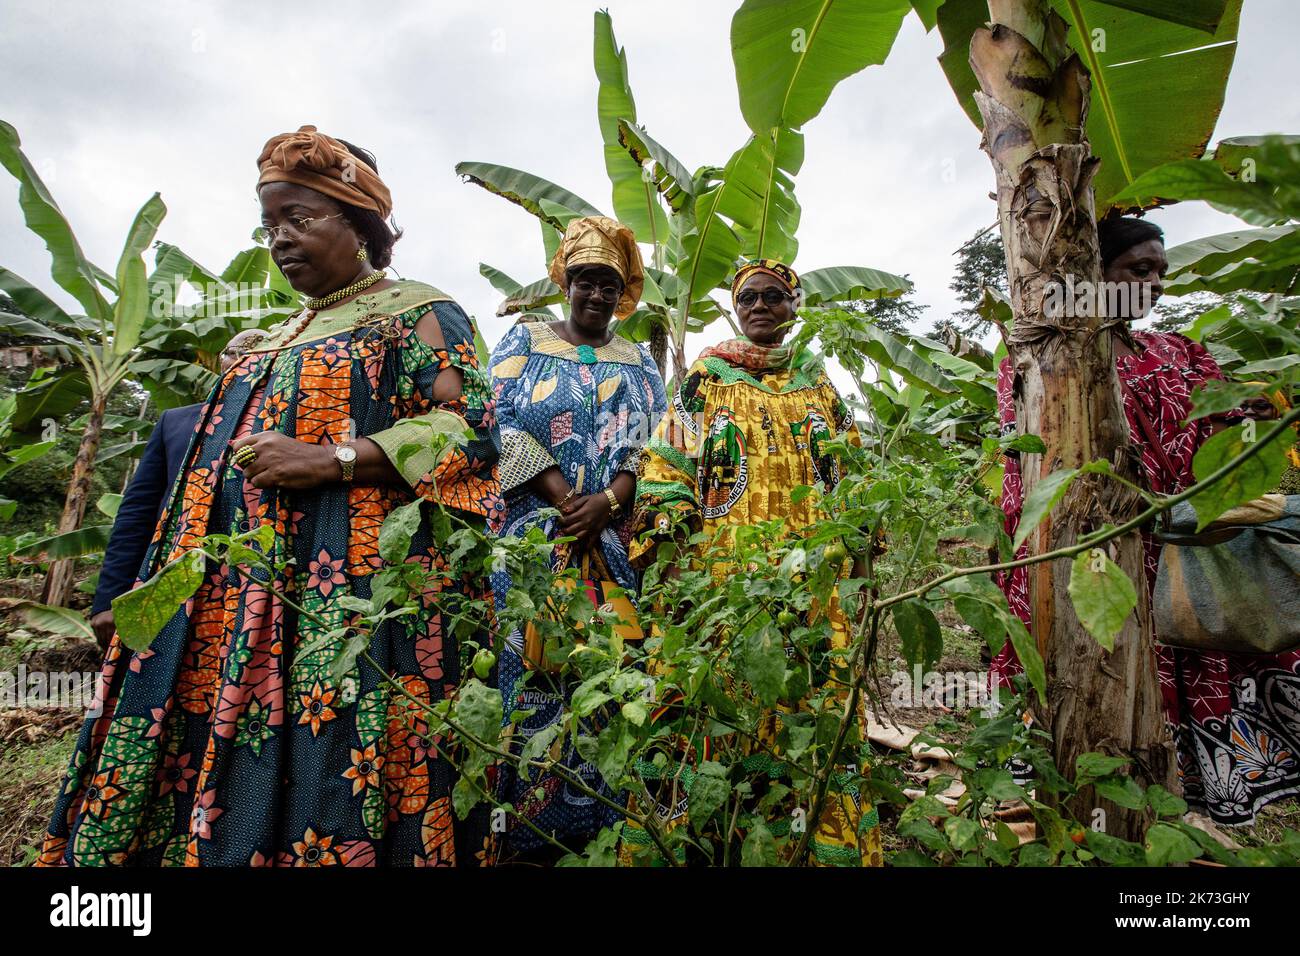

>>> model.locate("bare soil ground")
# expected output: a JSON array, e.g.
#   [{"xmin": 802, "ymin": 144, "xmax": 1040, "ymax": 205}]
[{"xmin": 0, "ymin": 574, "xmax": 100, "ymax": 866}]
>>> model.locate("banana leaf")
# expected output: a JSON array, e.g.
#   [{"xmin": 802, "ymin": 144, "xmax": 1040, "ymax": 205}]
[
  {"xmin": 497, "ymin": 277, "xmax": 565, "ymax": 317},
  {"xmin": 455, "ymin": 162, "xmax": 603, "ymax": 231},
  {"xmin": 479, "ymin": 262, "xmax": 524, "ymax": 297},
  {"xmin": 800, "ymin": 265, "xmax": 910, "ymax": 305},
  {"xmin": 0, "ymin": 440, "xmax": 55, "ymax": 481},
  {"xmin": 12, "ymin": 524, "xmax": 113, "ymax": 563},
  {"xmin": 717, "ymin": 128, "xmax": 803, "ymax": 264},
  {"xmin": 618, "ymin": 119, "xmax": 695, "ymax": 213},
  {"xmin": 12, "ymin": 366, "xmax": 90, "ymax": 430},
  {"xmin": 935, "ymin": 0, "xmax": 1242, "ymax": 213},
  {"xmin": 8, "ymin": 600, "xmax": 93, "ymax": 639},
  {"xmin": 730, "ymin": 0, "xmax": 912, "ymax": 133},
  {"xmin": 0, "ymin": 266, "xmax": 78, "ymax": 333},
  {"xmin": 110, "ymin": 193, "xmax": 167, "ymax": 357},
  {"xmin": 0, "ymin": 120, "xmax": 111, "ymax": 323},
  {"xmin": 594, "ymin": 10, "xmax": 668, "ymax": 245}
]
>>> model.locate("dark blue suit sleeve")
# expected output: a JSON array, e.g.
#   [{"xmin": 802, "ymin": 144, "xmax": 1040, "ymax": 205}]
[{"xmin": 91, "ymin": 410, "xmax": 174, "ymax": 615}]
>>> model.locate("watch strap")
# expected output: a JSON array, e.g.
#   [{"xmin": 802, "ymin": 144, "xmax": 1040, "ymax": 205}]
[
  {"xmin": 336, "ymin": 443, "xmax": 356, "ymax": 482},
  {"xmin": 603, "ymin": 486, "xmax": 621, "ymax": 517}
]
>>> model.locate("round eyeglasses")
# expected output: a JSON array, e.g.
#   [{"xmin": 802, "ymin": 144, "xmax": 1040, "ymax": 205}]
[{"xmin": 572, "ymin": 279, "xmax": 623, "ymax": 302}]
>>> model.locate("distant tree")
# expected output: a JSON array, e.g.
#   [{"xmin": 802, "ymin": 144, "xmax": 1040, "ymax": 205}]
[
  {"xmin": 846, "ymin": 274, "xmax": 928, "ymax": 335},
  {"xmin": 1147, "ymin": 293, "xmax": 1220, "ymax": 333},
  {"xmin": 935, "ymin": 228, "xmax": 1007, "ymax": 338},
  {"xmin": 1147, "ymin": 291, "xmax": 1267, "ymax": 334}
]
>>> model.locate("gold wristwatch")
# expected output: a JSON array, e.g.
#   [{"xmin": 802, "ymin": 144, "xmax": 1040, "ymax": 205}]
[{"xmin": 334, "ymin": 442, "xmax": 358, "ymax": 482}]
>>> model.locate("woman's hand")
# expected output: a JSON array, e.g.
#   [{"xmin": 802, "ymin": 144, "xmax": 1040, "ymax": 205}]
[
  {"xmin": 557, "ymin": 492, "xmax": 613, "ymax": 549},
  {"xmin": 230, "ymin": 432, "xmax": 339, "ymax": 490},
  {"xmin": 91, "ymin": 609, "xmax": 115, "ymax": 650}
]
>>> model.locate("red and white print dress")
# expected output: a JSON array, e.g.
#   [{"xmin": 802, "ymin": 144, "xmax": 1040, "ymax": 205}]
[{"xmin": 992, "ymin": 331, "xmax": 1300, "ymax": 826}]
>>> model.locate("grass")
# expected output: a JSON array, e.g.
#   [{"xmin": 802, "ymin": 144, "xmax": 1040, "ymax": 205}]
[
  {"xmin": 0, "ymin": 583, "xmax": 98, "ymax": 866},
  {"xmin": 0, "ymin": 715, "xmax": 78, "ymax": 866},
  {"xmin": 1235, "ymin": 798, "xmax": 1300, "ymax": 849}
]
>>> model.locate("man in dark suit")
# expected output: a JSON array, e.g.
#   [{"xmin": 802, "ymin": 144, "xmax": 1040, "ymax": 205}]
[{"xmin": 90, "ymin": 330, "xmax": 267, "ymax": 647}]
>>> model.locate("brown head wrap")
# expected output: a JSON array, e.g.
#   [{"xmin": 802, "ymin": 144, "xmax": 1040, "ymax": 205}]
[
  {"xmin": 548, "ymin": 216, "xmax": 645, "ymax": 319},
  {"xmin": 256, "ymin": 125, "xmax": 392, "ymax": 219}
]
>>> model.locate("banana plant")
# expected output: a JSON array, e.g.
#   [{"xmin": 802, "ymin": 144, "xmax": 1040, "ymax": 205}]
[
  {"xmin": 932, "ymin": 0, "xmax": 1243, "ymax": 215},
  {"xmin": 729, "ymin": 0, "xmax": 1242, "ymax": 217},
  {"xmin": 0, "ymin": 121, "xmax": 298, "ymax": 605},
  {"xmin": 1115, "ymin": 136, "xmax": 1300, "ymax": 297},
  {"xmin": 133, "ymin": 242, "xmax": 298, "ymax": 409},
  {"xmin": 457, "ymin": 9, "xmax": 910, "ymax": 380},
  {"xmin": 0, "ymin": 120, "xmax": 170, "ymax": 606},
  {"xmin": 0, "ymin": 390, "xmax": 55, "ymax": 520},
  {"xmin": 730, "ymin": 0, "xmax": 1245, "ymax": 841},
  {"xmin": 922, "ymin": 0, "xmax": 1243, "ymax": 841}
]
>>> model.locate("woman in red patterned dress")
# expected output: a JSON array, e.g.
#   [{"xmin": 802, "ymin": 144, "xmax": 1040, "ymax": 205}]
[{"xmin": 992, "ymin": 217, "xmax": 1300, "ymax": 827}]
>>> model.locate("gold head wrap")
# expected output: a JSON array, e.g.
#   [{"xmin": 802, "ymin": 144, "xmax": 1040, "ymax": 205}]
[
  {"xmin": 256, "ymin": 125, "xmax": 392, "ymax": 219},
  {"xmin": 547, "ymin": 215, "xmax": 645, "ymax": 319}
]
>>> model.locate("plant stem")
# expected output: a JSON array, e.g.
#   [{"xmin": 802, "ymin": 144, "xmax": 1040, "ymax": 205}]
[{"xmin": 875, "ymin": 407, "xmax": 1300, "ymax": 612}]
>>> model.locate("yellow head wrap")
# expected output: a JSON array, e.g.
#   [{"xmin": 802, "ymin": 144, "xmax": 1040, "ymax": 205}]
[{"xmin": 548, "ymin": 216, "xmax": 645, "ymax": 319}]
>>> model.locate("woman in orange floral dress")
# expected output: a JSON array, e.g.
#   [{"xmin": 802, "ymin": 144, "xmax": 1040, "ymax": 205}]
[{"xmin": 37, "ymin": 126, "xmax": 502, "ymax": 866}]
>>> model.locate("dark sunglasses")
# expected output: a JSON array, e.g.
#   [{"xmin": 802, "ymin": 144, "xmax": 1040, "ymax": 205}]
[{"xmin": 736, "ymin": 289, "xmax": 794, "ymax": 308}]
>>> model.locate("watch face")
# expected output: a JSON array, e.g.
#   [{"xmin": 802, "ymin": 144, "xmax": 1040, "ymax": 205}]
[{"xmin": 336, "ymin": 446, "xmax": 358, "ymax": 463}]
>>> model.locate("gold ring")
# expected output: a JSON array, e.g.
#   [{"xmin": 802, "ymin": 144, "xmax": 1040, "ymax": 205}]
[{"xmin": 233, "ymin": 447, "xmax": 257, "ymax": 466}]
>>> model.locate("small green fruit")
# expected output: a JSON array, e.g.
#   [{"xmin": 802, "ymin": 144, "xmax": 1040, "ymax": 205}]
[{"xmin": 472, "ymin": 649, "xmax": 496, "ymax": 679}]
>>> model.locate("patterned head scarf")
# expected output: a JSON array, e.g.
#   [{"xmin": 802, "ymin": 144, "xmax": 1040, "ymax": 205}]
[
  {"xmin": 257, "ymin": 125, "xmax": 392, "ymax": 219},
  {"xmin": 548, "ymin": 216, "xmax": 645, "ymax": 319},
  {"xmin": 731, "ymin": 258, "xmax": 801, "ymax": 307}
]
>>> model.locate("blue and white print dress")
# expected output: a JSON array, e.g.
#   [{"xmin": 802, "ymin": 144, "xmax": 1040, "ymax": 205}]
[{"xmin": 487, "ymin": 321, "xmax": 666, "ymax": 856}]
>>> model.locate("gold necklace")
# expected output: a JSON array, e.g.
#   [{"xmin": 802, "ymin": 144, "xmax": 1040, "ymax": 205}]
[{"xmin": 305, "ymin": 270, "xmax": 387, "ymax": 310}]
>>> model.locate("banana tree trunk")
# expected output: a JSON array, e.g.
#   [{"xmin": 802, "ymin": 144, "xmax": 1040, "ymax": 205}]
[
  {"xmin": 668, "ymin": 315, "xmax": 688, "ymax": 384},
  {"xmin": 649, "ymin": 319, "xmax": 669, "ymax": 381},
  {"xmin": 972, "ymin": 0, "xmax": 1175, "ymax": 840},
  {"xmin": 41, "ymin": 391, "xmax": 107, "ymax": 607}
]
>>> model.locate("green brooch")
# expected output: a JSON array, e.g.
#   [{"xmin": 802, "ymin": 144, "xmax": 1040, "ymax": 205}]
[{"xmin": 576, "ymin": 344, "xmax": 598, "ymax": 364}]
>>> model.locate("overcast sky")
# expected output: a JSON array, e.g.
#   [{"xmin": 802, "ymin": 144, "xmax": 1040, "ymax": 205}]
[{"xmin": 2, "ymin": 0, "xmax": 1297, "ymax": 364}]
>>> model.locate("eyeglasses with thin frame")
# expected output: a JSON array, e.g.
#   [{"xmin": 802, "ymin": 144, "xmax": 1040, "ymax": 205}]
[
  {"xmin": 736, "ymin": 288, "xmax": 795, "ymax": 308},
  {"xmin": 572, "ymin": 279, "xmax": 623, "ymax": 302},
  {"xmin": 253, "ymin": 213, "xmax": 345, "ymax": 246}
]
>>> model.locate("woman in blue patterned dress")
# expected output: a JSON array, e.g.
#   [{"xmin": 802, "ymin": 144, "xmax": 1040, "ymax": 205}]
[{"xmin": 488, "ymin": 216, "xmax": 666, "ymax": 862}]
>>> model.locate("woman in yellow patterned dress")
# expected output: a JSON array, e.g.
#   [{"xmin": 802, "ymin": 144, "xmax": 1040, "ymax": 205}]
[{"xmin": 629, "ymin": 259, "xmax": 882, "ymax": 866}]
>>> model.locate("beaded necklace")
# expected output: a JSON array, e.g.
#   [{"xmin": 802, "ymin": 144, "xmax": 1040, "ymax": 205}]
[{"xmin": 253, "ymin": 270, "xmax": 388, "ymax": 353}]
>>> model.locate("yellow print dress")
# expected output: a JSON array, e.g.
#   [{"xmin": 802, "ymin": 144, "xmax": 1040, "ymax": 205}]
[{"xmin": 629, "ymin": 337, "xmax": 882, "ymax": 867}]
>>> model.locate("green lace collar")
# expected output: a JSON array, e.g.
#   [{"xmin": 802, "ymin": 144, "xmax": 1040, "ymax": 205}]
[{"xmin": 251, "ymin": 279, "xmax": 452, "ymax": 352}]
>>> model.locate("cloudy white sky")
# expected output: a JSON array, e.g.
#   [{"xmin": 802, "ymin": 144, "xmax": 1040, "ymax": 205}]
[{"xmin": 2, "ymin": 0, "xmax": 1297, "ymax": 362}]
